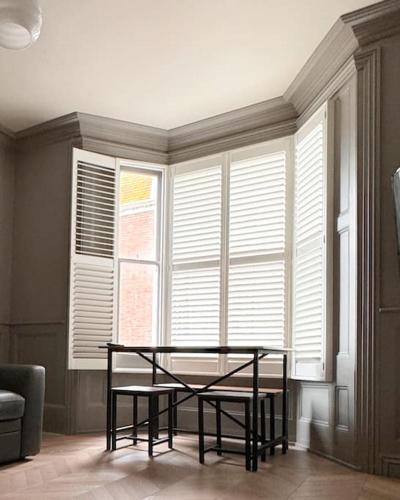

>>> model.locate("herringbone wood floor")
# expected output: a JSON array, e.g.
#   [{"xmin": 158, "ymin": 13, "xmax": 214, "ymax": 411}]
[{"xmin": 0, "ymin": 433, "xmax": 399, "ymax": 499}]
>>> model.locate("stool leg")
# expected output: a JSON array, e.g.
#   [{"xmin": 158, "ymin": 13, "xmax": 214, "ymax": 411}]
[
  {"xmin": 261, "ymin": 398, "xmax": 266, "ymax": 462},
  {"xmin": 148, "ymin": 396, "xmax": 155, "ymax": 457},
  {"xmin": 283, "ymin": 392, "xmax": 289, "ymax": 454},
  {"xmin": 198, "ymin": 398, "xmax": 205, "ymax": 464},
  {"xmin": 245, "ymin": 400, "xmax": 251, "ymax": 472},
  {"xmin": 270, "ymin": 395, "xmax": 275, "ymax": 456},
  {"xmin": 173, "ymin": 390, "xmax": 178, "ymax": 435},
  {"xmin": 111, "ymin": 392, "xmax": 117, "ymax": 451},
  {"xmin": 168, "ymin": 392, "xmax": 173, "ymax": 449},
  {"xmin": 132, "ymin": 395, "xmax": 138, "ymax": 445},
  {"xmin": 216, "ymin": 400, "xmax": 222, "ymax": 456},
  {"xmin": 154, "ymin": 396, "xmax": 159, "ymax": 439}
]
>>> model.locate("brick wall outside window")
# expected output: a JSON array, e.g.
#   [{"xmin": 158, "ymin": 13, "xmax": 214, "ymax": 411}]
[{"xmin": 118, "ymin": 208, "xmax": 157, "ymax": 346}]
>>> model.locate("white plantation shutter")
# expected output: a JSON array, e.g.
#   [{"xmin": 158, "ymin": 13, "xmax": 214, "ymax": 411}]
[
  {"xmin": 172, "ymin": 167, "xmax": 222, "ymax": 263},
  {"xmin": 227, "ymin": 148, "xmax": 287, "ymax": 348},
  {"xmin": 228, "ymin": 261, "xmax": 285, "ymax": 347},
  {"xmin": 229, "ymin": 152, "xmax": 286, "ymax": 257},
  {"xmin": 171, "ymin": 268, "xmax": 220, "ymax": 346},
  {"xmin": 292, "ymin": 104, "xmax": 332, "ymax": 380},
  {"xmin": 68, "ymin": 148, "xmax": 118, "ymax": 370},
  {"xmin": 170, "ymin": 159, "xmax": 222, "ymax": 347}
]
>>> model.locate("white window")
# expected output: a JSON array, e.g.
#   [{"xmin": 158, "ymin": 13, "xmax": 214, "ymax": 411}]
[
  {"xmin": 68, "ymin": 151, "xmax": 165, "ymax": 370},
  {"xmin": 228, "ymin": 147, "xmax": 288, "ymax": 349},
  {"xmin": 168, "ymin": 138, "xmax": 292, "ymax": 375},
  {"xmin": 117, "ymin": 166, "xmax": 163, "ymax": 348},
  {"xmin": 292, "ymin": 103, "xmax": 333, "ymax": 381}
]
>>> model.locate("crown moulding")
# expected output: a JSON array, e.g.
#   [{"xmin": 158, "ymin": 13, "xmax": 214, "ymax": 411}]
[
  {"xmin": 285, "ymin": 0, "xmax": 400, "ymax": 116},
  {"xmin": 13, "ymin": 99, "xmax": 297, "ymax": 164},
  {"xmin": 0, "ymin": 127, "xmax": 16, "ymax": 152},
  {"xmin": 9, "ymin": 0, "xmax": 400, "ymax": 162}
]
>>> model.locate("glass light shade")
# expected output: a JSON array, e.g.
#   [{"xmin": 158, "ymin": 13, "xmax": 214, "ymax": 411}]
[{"xmin": 0, "ymin": 0, "xmax": 42, "ymax": 50}]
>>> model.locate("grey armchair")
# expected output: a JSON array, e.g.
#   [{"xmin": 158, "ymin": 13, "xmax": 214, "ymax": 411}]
[{"xmin": 0, "ymin": 364, "xmax": 45, "ymax": 464}]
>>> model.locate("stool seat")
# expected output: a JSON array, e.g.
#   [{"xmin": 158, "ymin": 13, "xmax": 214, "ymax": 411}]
[
  {"xmin": 154, "ymin": 383, "xmax": 283, "ymax": 395},
  {"xmin": 112, "ymin": 385, "xmax": 175, "ymax": 395},
  {"xmin": 198, "ymin": 391, "xmax": 268, "ymax": 401}
]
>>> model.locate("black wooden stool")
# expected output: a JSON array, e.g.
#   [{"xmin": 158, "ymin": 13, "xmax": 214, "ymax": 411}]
[
  {"xmin": 111, "ymin": 385, "xmax": 175, "ymax": 456},
  {"xmin": 197, "ymin": 391, "xmax": 270, "ymax": 471}
]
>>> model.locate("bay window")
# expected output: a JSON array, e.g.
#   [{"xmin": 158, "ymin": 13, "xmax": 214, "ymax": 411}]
[{"xmin": 68, "ymin": 103, "xmax": 332, "ymax": 381}]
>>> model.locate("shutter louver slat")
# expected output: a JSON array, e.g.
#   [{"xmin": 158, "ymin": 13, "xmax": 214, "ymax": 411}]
[
  {"xmin": 228, "ymin": 261, "xmax": 285, "ymax": 347},
  {"xmin": 69, "ymin": 150, "xmax": 117, "ymax": 370},
  {"xmin": 171, "ymin": 268, "xmax": 220, "ymax": 346},
  {"xmin": 75, "ymin": 161, "xmax": 116, "ymax": 259},
  {"xmin": 71, "ymin": 260, "xmax": 115, "ymax": 360},
  {"xmin": 293, "ymin": 107, "xmax": 329, "ymax": 380},
  {"xmin": 172, "ymin": 166, "xmax": 222, "ymax": 264},
  {"xmin": 230, "ymin": 152, "xmax": 286, "ymax": 258}
]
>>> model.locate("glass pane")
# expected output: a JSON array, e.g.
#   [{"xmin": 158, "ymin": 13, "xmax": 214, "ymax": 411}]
[
  {"xmin": 118, "ymin": 169, "xmax": 159, "ymax": 260},
  {"xmin": 118, "ymin": 262, "xmax": 158, "ymax": 346}
]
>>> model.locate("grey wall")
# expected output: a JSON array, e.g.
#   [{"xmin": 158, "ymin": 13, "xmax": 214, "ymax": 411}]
[
  {"xmin": 371, "ymin": 34, "xmax": 400, "ymax": 477},
  {"xmin": 296, "ymin": 73, "xmax": 358, "ymax": 467},
  {"xmin": 0, "ymin": 130, "xmax": 15, "ymax": 363},
  {"xmin": 10, "ymin": 139, "xmax": 73, "ymax": 432}
]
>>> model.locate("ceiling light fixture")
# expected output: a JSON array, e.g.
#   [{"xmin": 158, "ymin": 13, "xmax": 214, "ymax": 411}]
[{"xmin": 0, "ymin": 0, "xmax": 42, "ymax": 50}]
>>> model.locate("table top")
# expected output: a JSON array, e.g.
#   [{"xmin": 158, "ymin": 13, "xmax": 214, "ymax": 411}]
[{"xmin": 100, "ymin": 343, "xmax": 291, "ymax": 355}]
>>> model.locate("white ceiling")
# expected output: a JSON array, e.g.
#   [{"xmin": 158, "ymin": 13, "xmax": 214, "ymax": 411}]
[{"xmin": 0, "ymin": 0, "xmax": 377, "ymax": 133}]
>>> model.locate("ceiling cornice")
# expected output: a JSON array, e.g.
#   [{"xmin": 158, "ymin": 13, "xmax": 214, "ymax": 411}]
[
  {"xmin": 285, "ymin": 0, "xmax": 400, "ymax": 116},
  {"xmin": 0, "ymin": 127, "xmax": 15, "ymax": 152},
  {"xmin": 13, "ymin": 98, "xmax": 297, "ymax": 163},
  {"xmin": 168, "ymin": 97, "xmax": 297, "ymax": 163},
  {"xmin": 15, "ymin": 112, "xmax": 81, "ymax": 151},
  {"xmin": 78, "ymin": 112, "xmax": 168, "ymax": 155},
  {"xmin": 0, "ymin": 123, "xmax": 15, "ymax": 140},
  {"xmin": 168, "ymin": 97, "xmax": 296, "ymax": 150}
]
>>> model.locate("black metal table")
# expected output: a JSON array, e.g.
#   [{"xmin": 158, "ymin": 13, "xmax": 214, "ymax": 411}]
[{"xmin": 101, "ymin": 344, "xmax": 289, "ymax": 472}]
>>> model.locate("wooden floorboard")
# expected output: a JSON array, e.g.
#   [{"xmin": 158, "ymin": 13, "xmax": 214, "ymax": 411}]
[{"xmin": 0, "ymin": 433, "xmax": 398, "ymax": 499}]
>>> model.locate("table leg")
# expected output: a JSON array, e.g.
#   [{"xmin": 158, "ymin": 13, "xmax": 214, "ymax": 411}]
[
  {"xmin": 252, "ymin": 353, "xmax": 259, "ymax": 472},
  {"xmin": 168, "ymin": 392, "xmax": 173, "ymax": 449},
  {"xmin": 111, "ymin": 391, "xmax": 117, "ymax": 451},
  {"xmin": 245, "ymin": 400, "xmax": 251, "ymax": 472},
  {"xmin": 106, "ymin": 348, "xmax": 112, "ymax": 450},
  {"xmin": 198, "ymin": 397, "xmax": 205, "ymax": 464},
  {"xmin": 282, "ymin": 353, "xmax": 288, "ymax": 454},
  {"xmin": 152, "ymin": 352, "xmax": 156, "ymax": 385},
  {"xmin": 148, "ymin": 395, "xmax": 155, "ymax": 457},
  {"xmin": 173, "ymin": 390, "xmax": 178, "ymax": 435},
  {"xmin": 216, "ymin": 400, "xmax": 222, "ymax": 456},
  {"xmin": 132, "ymin": 395, "xmax": 138, "ymax": 445}
]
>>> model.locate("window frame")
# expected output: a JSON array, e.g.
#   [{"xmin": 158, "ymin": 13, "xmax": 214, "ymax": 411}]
[{"xmin": 114, "ymin": 159, "xmax": 166, "ymax": 373}]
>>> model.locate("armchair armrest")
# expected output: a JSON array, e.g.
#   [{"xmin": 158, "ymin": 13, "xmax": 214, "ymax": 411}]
[{"xmin": 0, "ymin": 364, "xmax": 45, "ymax": 457}]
